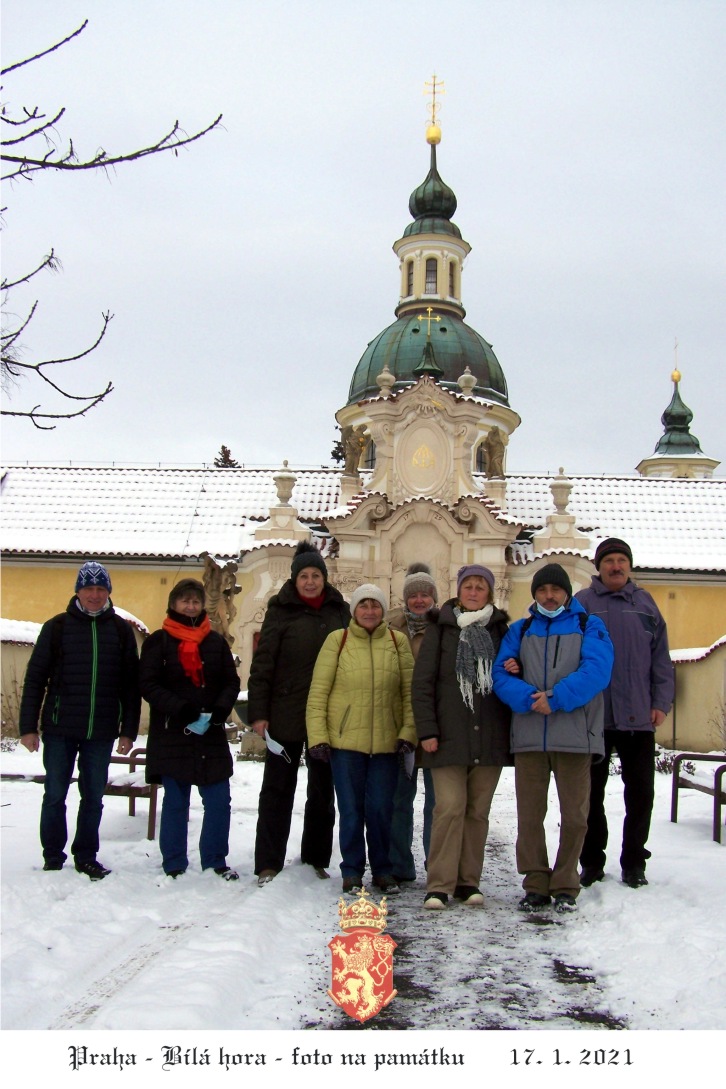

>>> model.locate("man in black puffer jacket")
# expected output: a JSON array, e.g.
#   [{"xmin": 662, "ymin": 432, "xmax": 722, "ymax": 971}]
[{"xmin": 19, "ymin": 561, "xmax": 141, "ymax": 879}]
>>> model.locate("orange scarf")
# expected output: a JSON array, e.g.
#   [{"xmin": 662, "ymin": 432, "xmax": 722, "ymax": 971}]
[{"xmin": 162, "ymin": 615, "xmax": 211, "ymax": 687}]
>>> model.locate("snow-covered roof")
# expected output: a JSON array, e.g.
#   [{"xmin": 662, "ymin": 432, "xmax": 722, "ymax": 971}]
[
  {"xmin": 671, "ymin": 635, "xmax": 726, "ymax": 663},
  {"xmin": 499, "ymin": 474, "xmax": 726, "ymax": 572},
  {"xmin": 1, "ymin": 619, "xmax": 42, "ymax": 645},
  {"xmin": 2, "ymin": 464, "xmax": 725, "ymax": 572},
  {"xmin": 1, "ymin": 609, "xmax": 148, "ymax": 643},
  {"xmin": 1, "ymin": 465, "xmax": 340, "ymax": 563}
]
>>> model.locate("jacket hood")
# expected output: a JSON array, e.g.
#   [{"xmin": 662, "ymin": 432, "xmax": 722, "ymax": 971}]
[{"xmin": 527, "ymin": 596, "xmax": 587, "ymax": 619}]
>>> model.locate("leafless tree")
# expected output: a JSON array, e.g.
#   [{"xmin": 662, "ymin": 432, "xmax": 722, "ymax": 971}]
[{"xmin": 1, "ymin": 20, "xmax": 223, "ymax": 429}]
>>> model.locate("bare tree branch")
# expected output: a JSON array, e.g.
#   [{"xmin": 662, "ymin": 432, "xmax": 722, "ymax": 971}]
[
  {"xmin": 2, "ymin": 114, "xmax": 224, "ymax": 181},
  {"xmin": 1, "ymin": 20, "xmax": 89, "ymax": 76},
  {"xmin": 2, "ymin": 249, "xmax": 60, "ymax": 292},
  {"xmin": 1, "ymin": 19, "xmax": 222, "ymax": 428}
]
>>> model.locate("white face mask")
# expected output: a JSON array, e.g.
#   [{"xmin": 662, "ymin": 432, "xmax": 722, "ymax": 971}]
[{"xmin": 536, "ymin": 603, "xmax": 566, "ymax": 619}]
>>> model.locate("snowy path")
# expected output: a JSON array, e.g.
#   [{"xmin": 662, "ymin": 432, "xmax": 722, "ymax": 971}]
[{"xmin": 2, "ymin": 746, "xmax": 724, "ymax": 1036}]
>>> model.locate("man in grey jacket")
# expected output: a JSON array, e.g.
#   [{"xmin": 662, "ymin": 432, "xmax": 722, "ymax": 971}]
[{"xmin": 576, "ymin": 539, "xmax": 674, "ymax": 889}]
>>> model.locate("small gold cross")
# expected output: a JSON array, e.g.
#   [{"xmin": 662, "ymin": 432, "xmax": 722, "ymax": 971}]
[{"xmin": 418, "ymin": 306, "xmax": 441, "ymax": 337}]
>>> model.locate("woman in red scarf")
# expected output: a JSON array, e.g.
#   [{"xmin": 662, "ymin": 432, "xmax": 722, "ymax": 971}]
[{"xmin": 141, "ymin": 579, "xmax": 240, "ymax": 879}]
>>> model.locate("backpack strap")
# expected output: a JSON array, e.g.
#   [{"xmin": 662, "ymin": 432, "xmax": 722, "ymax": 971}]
[{"xmin": 519, "ymin": 611, "xmax": 587, "ymax": 638}]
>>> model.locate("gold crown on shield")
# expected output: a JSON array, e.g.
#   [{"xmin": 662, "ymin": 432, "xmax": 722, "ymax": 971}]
[{"xmin": 337, "ymin": 887, "xmax": 389, "ymax": 933}]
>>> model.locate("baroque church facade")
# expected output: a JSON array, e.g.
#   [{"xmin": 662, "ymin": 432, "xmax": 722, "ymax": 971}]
[{"xmin": 2, "ymin": 120, "xmax": 725, "ymax": 751}]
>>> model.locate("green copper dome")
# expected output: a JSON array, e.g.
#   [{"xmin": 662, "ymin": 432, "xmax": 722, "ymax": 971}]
[
  {"xmin": 403, "ymin": 144, "xmax": 461, "ymax": 239},
  {"xmin": 348, "ymin": 313, "xmax": 509, "ymax": 405},
  {"xmin": 653, "ymin": 377, "xmax": 704, "ymax": 456}
]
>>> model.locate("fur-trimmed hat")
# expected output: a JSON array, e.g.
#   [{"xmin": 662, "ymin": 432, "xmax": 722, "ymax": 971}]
[
  {"xmin": 402, "ymin": 563, "xmax": 438, "ymax": 604},
  {"xmin": 456, "ymin": 564, "xmax": 495, "ymax": 597},
  {"xmin": 531, "ymin": 563, "xmax": 572, "ymax": 600},
  {"xmin": 594, "ymin": 538, "xmax": 633, "ymax": 569},
  {"xmin": 350, "ymin": 583, "xmax": 388, "ymax": 615},
  {"xmin": 75, "ymin": 561, "xmax": 112, "ymax": 593},
  {"xmin": 168, "ymin": 578, "xmax": 205, "ymax": 611},
  {"xmin": 290, "ymin": 540, "xmax": 328, "ymax": 582}
]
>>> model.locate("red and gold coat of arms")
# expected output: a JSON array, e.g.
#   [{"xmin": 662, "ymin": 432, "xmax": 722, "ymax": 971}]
[{"xmin": 328, "ymin": 888, "xmax": 397, "ymax": 1023}]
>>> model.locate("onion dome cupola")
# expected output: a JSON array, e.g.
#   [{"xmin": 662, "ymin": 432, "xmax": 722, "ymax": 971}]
[
  {"xmin": 346, "ymin": 78, "xmax": 510, "ymax": 410},
  {"xmin": 637, "ymin": 359, "xmax": 720, "ymax": 478}
]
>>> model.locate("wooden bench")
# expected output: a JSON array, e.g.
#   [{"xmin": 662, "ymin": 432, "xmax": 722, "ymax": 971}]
[
  {"xmin": 670, "ymin": 752, "xmax": 726, "ymax": 844},
  {"xmin": 105, "ymin": 747, "xmax": 158, "ymax": 840},
  {"xmin": 2, "ymin": 745, "xmax": 158, "ymax": 840}
]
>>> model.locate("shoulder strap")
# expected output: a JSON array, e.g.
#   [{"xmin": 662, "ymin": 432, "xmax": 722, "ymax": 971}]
[
  {"xmin": 519, "ymin": 611, "xmax": 587, "ymax": 637},
  {"xmin": 336, "ymin": 629, "xmax": 348, "ymax": 658}
]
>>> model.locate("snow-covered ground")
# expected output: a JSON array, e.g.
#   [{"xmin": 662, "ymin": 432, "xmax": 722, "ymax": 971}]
[{"xmin": 2, "ymin": 740, "xmax": 724, "ymax": 1081}]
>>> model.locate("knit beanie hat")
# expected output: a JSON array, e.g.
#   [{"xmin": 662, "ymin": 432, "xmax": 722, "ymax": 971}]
[
  {"xmin": 350, "ymin": 583, "xmax": 388, "ymax": 615},
  {"xmin": 75, "ymin": 561, "xmax": 112, "ymax": 593},
  {"xmin": 290, "ymin": 540, "xmax": 328, "ymax": 582},
  {"xmin": 403, "ymin": 563, "xmax": 438, "ymax": 604},
  {"xmin": 531, "ymin": 563, "xmax": 572, "ymax": 600},
  {"xmin": 168, "ymin": 578, "xmax": 205, "ymax": 612},
  {"xmin": 456, "ymin": 564, "xmax": 495, "ymax": 597},
  {"xmin": 594, "ymin": 538, "xmax": 633, "ymax": 569}
]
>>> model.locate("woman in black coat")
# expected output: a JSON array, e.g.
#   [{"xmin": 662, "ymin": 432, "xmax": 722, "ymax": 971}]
[
  {"xmin": 412, "ymin": 565, "xmax": 512, "ymax": 910},
  {"xmin": 141, "ymin": 579, "xmax": 240, "ymax": 879},
  {"xmin": 248, "ymin": 542, "xmax": 350, "ymax": 886}
]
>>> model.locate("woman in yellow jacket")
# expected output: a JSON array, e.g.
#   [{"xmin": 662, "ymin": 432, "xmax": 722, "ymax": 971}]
[{"xmin": 306, "ymin": 584, "xmax": 416, "ymax": 896}]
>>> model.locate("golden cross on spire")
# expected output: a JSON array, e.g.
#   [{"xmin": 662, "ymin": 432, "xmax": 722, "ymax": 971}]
[
  {"xmin": 418, "ymin": 306, "xmax": 441, "ymax": 337},
  {"xmin": 424, "ymin": 74, "xmax": 445, "ymax": 125},
  {"xmin": 672, "ymin": 336, "xmax": 681, "ymax": 383}
]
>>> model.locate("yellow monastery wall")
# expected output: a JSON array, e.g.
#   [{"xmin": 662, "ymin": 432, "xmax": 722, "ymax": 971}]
[
  {"xmin": 1, "ymin": 562, "xmax": 205, "ymax": 634},
  {"xmin": 507, "ymin": 574, "xmax": 726, "ymax": 653}
]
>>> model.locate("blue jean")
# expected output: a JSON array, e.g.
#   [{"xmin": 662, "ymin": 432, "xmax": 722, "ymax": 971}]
[
  {"xmin": 160, "ymin": 776, "xmax": 231, "ymax": 874},
  {"xmin": 40, "ymin": 735, "xmax": 114, "ymax": 865},
  {"xmin": 329, "ymin": 749, "xmax": 398, "ymax": 879},
  {"xmin": 389, "ymin": 765, "xmax": 435, "ymax": 879}
]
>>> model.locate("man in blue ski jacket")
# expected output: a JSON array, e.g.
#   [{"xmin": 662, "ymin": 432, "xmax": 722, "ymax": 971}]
[
  {"xmin": 493, "ymin": 564, "xmax": 613, "ymax": 914},
  {"xmin": 576, "ymin": 538, "xmax": 674, "ymax": 889}
]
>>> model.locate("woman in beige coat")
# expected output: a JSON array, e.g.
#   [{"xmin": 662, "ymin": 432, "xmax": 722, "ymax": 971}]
[{"xmin": 306, "ymin": 584, "xmax": 416, "ymax": 895}]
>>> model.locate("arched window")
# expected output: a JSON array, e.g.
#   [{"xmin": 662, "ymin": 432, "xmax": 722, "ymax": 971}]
[
  {"xmin": 449, "ymin": 261, "xmax": 455, "ymax": 297},
  {"xmin": 475, "ymin": 443, "xmax": 487, "ymax": 473},
  {"xmin": 425, "ymin": 258, "xmax": 438, "ymax": 294},
  {"xmin": 364, "ymin": 440, "xmax": 377, "ymax": 470},
  {"xmin": 406, "ymin": 261, "xmax": 414, "ymax": 296}
]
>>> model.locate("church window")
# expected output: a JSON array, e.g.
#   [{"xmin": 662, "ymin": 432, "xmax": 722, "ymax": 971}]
[
  {"xmin": 364, "ymin": 440, "xmax": 377, "ymax": 470},
  {"xmin": 425, "ymin": 258, "xmax": 438, "ymax": 294},
  {"xmin": 449, "ymin": 262, "xmax": 455, "ymax": 296},
  {"xmin": 406, "ymin": 261, "xmax": 414, "ymax": 296},
  {"xmin": 475, "ymin": 443, "xmax": 487, "ymax": 473}
]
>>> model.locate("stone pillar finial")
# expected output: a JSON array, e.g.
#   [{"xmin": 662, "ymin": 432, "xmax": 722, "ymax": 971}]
[
  {"xmin": 273, "ymin": 460, "xmax": 296, "ymax": 506},
  {"xmin": 376, "ymin": 362, "xmax": 395, "ymax": 399},
  {"xmin": 457, "ymin": 366, "xmax": 476, "ymax": 395},
  {"xmin": 550, "ymin": 467, "xmax": 572, "ymax": 514}
]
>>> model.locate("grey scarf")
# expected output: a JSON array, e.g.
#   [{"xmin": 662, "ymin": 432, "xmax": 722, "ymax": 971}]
[{"xmin": 454, "ymin": 604, "xmax": 495, "ymax": 711}]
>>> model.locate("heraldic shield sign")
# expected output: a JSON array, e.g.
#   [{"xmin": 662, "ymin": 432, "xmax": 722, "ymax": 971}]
[{"xmin": 328, "ymin": 887, "xmax": 397, "ymax": 1023}]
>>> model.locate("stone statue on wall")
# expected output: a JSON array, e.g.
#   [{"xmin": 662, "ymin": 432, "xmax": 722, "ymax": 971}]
[
  {"xmin": 485, "ymin": 427, "xmax": 505, "ymax": 478},
  {"xmin": 201, "ymin": 553, "xmax": 241, "ymax": 647},
  {"xmin": 342, "ymin": 425, "xmax": 368, "ymax": 476}
]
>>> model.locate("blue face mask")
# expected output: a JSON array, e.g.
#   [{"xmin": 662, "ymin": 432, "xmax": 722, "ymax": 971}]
[{"xmin": 536, "ymin": 603, "xmax": 566, "ymax": 619}]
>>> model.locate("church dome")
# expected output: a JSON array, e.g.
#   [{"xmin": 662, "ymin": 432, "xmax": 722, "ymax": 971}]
[
  {"xmin": 348, "ymin": 312, "xmax": 509, "ymax": 405},
  {"xmin": 404, "ymin": 144, "xmax": 461, "ymax": 239}
]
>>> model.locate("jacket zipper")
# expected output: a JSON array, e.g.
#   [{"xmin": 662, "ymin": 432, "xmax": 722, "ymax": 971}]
[
  {"xmin": 542, "ymin": 621, "xmax": 550, "ymax": 752},
  {"xmin": 87, "ymin": 619, "xmax": 98, "ymax": 739}
]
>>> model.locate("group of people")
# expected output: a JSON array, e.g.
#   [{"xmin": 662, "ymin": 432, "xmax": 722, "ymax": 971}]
[{"xmin": 19, "ymin": 535, "xmax": 673, "ymax": 916}]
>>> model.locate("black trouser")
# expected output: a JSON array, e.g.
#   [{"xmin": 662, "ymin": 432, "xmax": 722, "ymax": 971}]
[
  {"xmin": 254, "ymin": 740, "xmax": 335, "ymax": 874},
  {"xmin": 580, "ymin": 729, "xmax": 655, "ymax": 872}
]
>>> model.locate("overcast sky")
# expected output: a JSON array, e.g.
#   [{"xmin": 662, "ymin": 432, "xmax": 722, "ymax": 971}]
[{"xmin": 2, "ymin": 0, "xmax": 724, "ymax": 476}]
